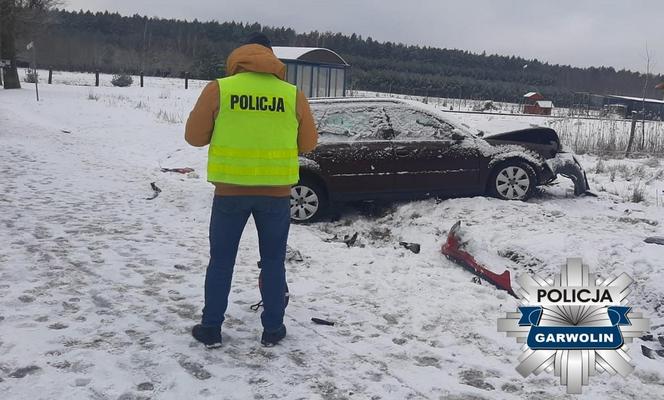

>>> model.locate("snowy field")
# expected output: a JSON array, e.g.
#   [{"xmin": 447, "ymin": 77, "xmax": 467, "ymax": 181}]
[{"xmin": 1, "ymin": 71, "xmax": 664, "ymax": 399}]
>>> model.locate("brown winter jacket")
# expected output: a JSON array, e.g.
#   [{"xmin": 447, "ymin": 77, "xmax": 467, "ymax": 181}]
[{"xmin": 185, "ymin": 44, "xmax": 318, "ymax": 197}]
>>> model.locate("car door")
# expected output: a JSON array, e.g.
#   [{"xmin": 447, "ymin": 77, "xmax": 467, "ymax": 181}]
[
  {"xmin": 310, "ymin": 103, "xmax": 395, "ymax": 198},
  {"xmin": 384, "ymin": 105, "xmax": 482, "ymax": 195}
]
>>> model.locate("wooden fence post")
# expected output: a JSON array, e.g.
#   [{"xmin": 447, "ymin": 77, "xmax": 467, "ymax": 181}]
[
  {"xmin": 625, "ymin": 111, "xmax": 638, "ymax": 157},
  {"xmin": 95, "ymin": 70, "xmax": 100, "ymax": 87},
  {"xmin": 140, "ymin": 71, "xmax": 144, "ymax": 87},
  {"xmin": 48, "ymin": 67, "xmax": 53, "ymax": 84}
]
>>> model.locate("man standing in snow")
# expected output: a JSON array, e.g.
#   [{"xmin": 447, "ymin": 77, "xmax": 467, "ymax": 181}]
[{"xmin": 185, "ymin": 33, "xmax": 318, "ymax": 348}]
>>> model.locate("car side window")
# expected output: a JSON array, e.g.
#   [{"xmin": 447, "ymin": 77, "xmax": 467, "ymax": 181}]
[
  {"xmin": 384, "ymin": 106, "xmax": 457, "ymax": 140},
  {"xmin": 312, "ymin": 105, "xmax": 391, "ymax": 142}
]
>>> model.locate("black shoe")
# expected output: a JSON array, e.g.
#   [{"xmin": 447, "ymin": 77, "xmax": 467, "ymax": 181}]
[
  {"xmin": 192, "ymin": 324, "xmax": 222, "ymax": 349},
  {"xmin": 261, "ymin": 324, "xmax": 287, "ymax": 347}
]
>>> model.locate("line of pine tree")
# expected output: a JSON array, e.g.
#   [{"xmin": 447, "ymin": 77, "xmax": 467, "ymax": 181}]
[{"xmin": 15, "ymin": 8, "xmax": 664, "ymax": 106}]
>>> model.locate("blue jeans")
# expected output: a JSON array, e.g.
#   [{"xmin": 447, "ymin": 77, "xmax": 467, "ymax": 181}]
[{"xmin": 202, "ymin": 195, "xmax": 290, "ymax": 331}]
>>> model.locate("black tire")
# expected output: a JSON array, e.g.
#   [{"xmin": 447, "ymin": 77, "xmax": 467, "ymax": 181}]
[
  {"xmin": 290, "ymin": 177, "xmax": 328, "ymax": 223},
  {"xmin": 488, "ymin": 160, "xmax": 537, "ymax": 201}
]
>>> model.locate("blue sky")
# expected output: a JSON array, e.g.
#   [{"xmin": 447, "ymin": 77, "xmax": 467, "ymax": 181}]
[{"xmin": 65, "ymin": 0, "xmax": 663, "ymax": 74}]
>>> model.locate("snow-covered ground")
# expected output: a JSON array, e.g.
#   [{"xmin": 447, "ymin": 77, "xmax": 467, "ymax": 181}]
[{"xmin": 2, "ymin": 72, "xmax": 664, "ymax": 400}]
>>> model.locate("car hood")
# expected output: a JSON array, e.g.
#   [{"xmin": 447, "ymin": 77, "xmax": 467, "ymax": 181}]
[
  {"xmin": 484, "ymin": 127, "xmax": 560, "ymax": 145},
  {"xmin": 483, "ymin": 127, "xmax": 561, "ymax": 157}
]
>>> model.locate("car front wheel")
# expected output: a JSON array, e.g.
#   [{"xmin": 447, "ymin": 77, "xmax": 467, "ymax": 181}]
[
  {"xmin": 488, "ymin": 161, "xmax": 536, "ymax": 200},
  {"xmin": 290, "ymin": 179, "xmax": 327, "ymax": 222}
]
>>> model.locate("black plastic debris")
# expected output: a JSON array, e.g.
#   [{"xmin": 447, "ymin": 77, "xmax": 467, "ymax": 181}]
[
  {"xmin": 645, "ymin": 237, "xmax": 664, "ymax": 245},
  {"xmin": 399, "ymin": 241, "xmax": 421, "ymax": 254},
  {"xmin": 642, "ymin": 345, "xmax": 657, "ymax": 359},
  {"xmin": 344, "ymin": 232, "xmax": 358, "ymax": 247},
  {"xmin": 250, "ymin": 300, "xmax": 263, "ymax": 312},
  {"xmin": 160, "ymin": 167, "xmax": 194, "ymax": 174},
  {"xmin": 311, "ymin": 317, "xmax": 335, "ymax": 326},
  {"xmin": 640, "ymin": 335, "xmax": 664, "ymax": 359},
  {"xmin": 146, "ymin": 182, "xmax": 162, "ymax": 200}
]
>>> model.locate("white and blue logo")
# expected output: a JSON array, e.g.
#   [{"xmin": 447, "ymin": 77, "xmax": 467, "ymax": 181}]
[{"xmin": 498, "ymin": 258, "xmax": 650, "ymax": 394}]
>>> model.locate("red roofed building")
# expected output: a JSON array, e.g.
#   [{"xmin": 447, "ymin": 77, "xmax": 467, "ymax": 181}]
[{"xmin": 523, "ymin": 92, "xmax": 553, "ymax": 115}]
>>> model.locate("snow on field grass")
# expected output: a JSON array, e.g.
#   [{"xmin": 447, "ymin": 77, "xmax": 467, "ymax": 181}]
[
  {"xmin": 1, "ymin": 73, "xmax": 664, "ymax": 399},
  {"xmin": 443, "ymin": 112, "xmax": 664, "ymax": 156}
]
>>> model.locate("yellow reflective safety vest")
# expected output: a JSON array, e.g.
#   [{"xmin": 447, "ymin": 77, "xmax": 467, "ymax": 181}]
[{"xmin": 208, "ymin": 72, "xmax": 299, "ymax": 186}]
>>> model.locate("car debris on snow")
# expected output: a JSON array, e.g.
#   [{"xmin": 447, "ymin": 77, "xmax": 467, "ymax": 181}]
[
  {"xmin": 641, "ymin": 345, "xmax": 655, "ymax": 359},
  {"xmin": 322, "ymin": 232, "xmax": 359, "ymax": 247},
  {"xmin": 441, "ymin": 221, "xmax": 517, "ymax": 297},
  {"xmin": 146, "ymin": 182, "xmax": 162, "ymax": 200},
  {"xmin": 344, "ymin": 232, "xmax": 359, "ymax": 247},
  {"xmin": 399, "ymin": 241, "xmax": 421, "ymax": 254},
  {"xmin": 645, "ymin": 236, "xmax": 664, "ymax": 245},
  {"xmin": 160, "ymin": 167, "xmax": 195, "ymax": 174},
  {"xmin": 311, "ymin": 317, "xmax": 335, "ymax": 326}
]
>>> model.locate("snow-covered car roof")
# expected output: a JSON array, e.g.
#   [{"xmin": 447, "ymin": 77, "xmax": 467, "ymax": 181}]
[{"xmin": 309, "ymin": 97, "xmax": 480, "ymax": 136}]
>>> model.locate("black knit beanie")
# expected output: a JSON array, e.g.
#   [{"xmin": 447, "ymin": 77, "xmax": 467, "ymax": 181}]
[{"xmin": 244, "ymin": 32, "xmax": 272, "ymax": 49}]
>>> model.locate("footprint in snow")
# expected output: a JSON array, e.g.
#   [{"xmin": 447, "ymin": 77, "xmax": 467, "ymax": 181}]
[
  {"xmin": 287, "ymin": 349, "xmax": 308, "ymax": 367},
  {"xmin": 137, "ymin": 382, "xmax": 155, "ymax": 391},
  {"xmin": 458, "ymin": 368, "xmax": 495, "ymax": 391},
  {"xmin": 18, "ymin": 295, "xmax": 36, "ymax": 303},
  {"xmin": 500, "ymin": 382, "xmax": 522, "ymax": 393},
  {"xmin": 48, "ymin": 360, "xmax": 72, "ymax": 370},
  {"xmin": 413, "ymin": 355, "xmax": 440, "ymax": 368},
  {"xmin": 382, "ymin": 313, "xmax": 399, "ymax": 325},
  {"xmin": 48, "ymin": 322, "xmax": 68, "ymax": 330},
  {"xmin": 177, "ymin": 357, "xmax": 211, "ymax": 380}
]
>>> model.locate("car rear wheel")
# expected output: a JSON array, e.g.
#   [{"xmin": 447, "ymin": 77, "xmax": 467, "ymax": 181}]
[
  {"xmin": 489, "ymin": 161, "xmax": 536, "ymax": 201},
  {"xmin": 290, "ymin": 178, "xmax": 327, "ymax": 222}
]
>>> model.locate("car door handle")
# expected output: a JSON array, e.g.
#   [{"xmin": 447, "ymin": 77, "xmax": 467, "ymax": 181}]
[{"xmin": 395, "ymin": 148, "xmax": 411, "ymax": 157}]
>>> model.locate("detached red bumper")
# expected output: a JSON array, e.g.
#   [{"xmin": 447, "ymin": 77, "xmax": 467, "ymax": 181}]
[{"xmin": 441, "ymin": 221, "xmax": 517, "ymax": 298}]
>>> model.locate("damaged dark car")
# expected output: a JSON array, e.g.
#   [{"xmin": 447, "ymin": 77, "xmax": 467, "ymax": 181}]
[{"xmin": 290, "ymin": 98, "xmax": 589, "ymax": 222}]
